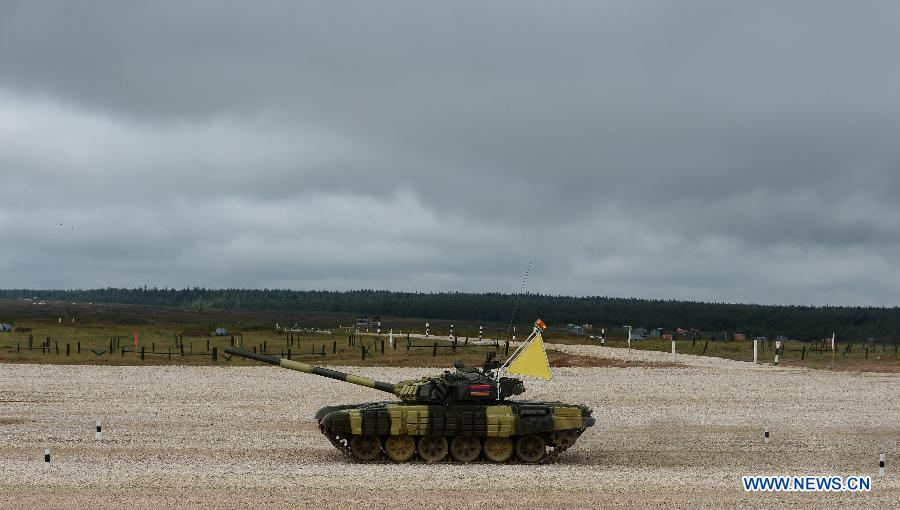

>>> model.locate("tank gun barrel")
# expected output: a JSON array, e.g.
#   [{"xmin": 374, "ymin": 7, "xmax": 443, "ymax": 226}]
[{"xmin": 224, "ymin": 347, "xmax": 397, "ymax": 394}]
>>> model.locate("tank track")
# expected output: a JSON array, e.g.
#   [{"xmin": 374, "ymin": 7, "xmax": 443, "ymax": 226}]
[{"xmin": 319, "ymin": 424, "xmax": 586, "ymax": 464}]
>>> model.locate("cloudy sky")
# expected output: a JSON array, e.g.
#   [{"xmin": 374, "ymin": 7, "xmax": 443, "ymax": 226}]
[{"xmin": 2, "ymin": 1, "xmax": 900, "ymax": 305}]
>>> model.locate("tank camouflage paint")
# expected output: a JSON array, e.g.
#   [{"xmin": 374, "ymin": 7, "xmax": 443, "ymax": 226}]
[{"xmin": 225, "ymin": 346, "xmax": 595, "ymax": 463}]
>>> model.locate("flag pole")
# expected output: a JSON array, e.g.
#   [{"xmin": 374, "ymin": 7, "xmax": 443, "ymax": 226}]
[{"xmin": 497, "ymin": 327, "xmax": 537, "ymax": 373}]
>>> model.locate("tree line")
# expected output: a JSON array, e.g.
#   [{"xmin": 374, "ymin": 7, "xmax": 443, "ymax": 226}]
[{"xmin": 1, "ymin": 287, "xmax": 899, "ymax": 341}]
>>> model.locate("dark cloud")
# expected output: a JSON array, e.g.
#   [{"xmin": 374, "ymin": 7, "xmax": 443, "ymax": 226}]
[{"xmin": 2, "ymin": 1, "xmax": 900, "ymax": 305}]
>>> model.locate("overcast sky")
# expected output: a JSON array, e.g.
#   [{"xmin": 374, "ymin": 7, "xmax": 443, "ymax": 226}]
[{"xmin": 2, "ymin": 1, "xmax": 900, "ymax": 305}]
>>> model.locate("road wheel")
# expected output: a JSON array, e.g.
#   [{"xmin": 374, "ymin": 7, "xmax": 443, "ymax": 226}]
[
  {"xmin": 483, "ymin": 437, "xmax": 514, "ymax": 462},
  {"xmin": 450, "ymin": 435, "xmax": 482, "ymax": 462},
  {"xmin": 515, "ymin": 434, "xmax": 545, "ymax": 463},
  {"xmin": 384, "ymin": 435, "xmax": 416, "ymax": 462},
  {"xmin": 349, "ymin": 435, "xmax": 381, "ymax": 461},
  {"xmin": 417, "ymin": 435, "xmax": 448, "ymax": 462}
]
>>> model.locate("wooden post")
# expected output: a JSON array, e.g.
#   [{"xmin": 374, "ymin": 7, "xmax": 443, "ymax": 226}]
[
  {"xmin": 361, "ymin": 345, "xmax": 366, "ymax": 361},
  {"xmin": 504, "ymin": 340, "xmax": 510, "ymax": 357},
  {"xmin": 263, "ymin": 341, "xmax": 267, "ymax": 354},
  {"xmin": 333, "ymin": 340, "xmax": 337, "ymax": 354},
  {"xmin": 66, "ymin": 344, "xmax": 70, "ymax": 356},
  {"xmin": 381, "ymin": 339, "xmax": 385, "ymax": 353},
  {"xmin": 55, "ymin": 341, "xmax": 59, "ymax": 356},
  {"xmin": 212, "ymin": 347, "xmax": 217, "ymax": 362},
  {"xmin": 702, "ymin": 341, "xmax": 709, "ymax": 355},
  {"xmin": 287, "ymin": 348, "xmax": 291, "ymax": 360},
  {"xmin": 207, "ymin": 339, "xmax": 209, "ymax": 351},
  {"xmin": 168, "ymin": 347, "xmax": 171, "ymax": 360},
  {"xmin": 180, "ymin": 344, "xmax": 185, "ymax": 356},
  {"xmin": 77, "ymin": 342, "xmax": 80, "ymax": 353},
  {"xmin": 866, "ymin": 346, "xmax": 869, "ymax": 359},
  {"xmin": 152, "ymin": 342, "xmax": 155, "ymax": 353},
  {"xmin": 433, "ymin": 342, "xmax": 437, "ymax": 357},
  {"xmin": 141, "ymin": 346, "xmax": 145, "ymax": 360},
  {"xmin": 801, "ymin": 346, "xmax": 806, "ymax": 360}
]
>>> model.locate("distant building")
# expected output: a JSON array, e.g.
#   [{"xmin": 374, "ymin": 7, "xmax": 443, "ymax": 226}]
[
  {"xmin": 662, "ymin": 333, "xmax": 673, "ymax": 341},
  {"xmin": 755, "ymin": 336, "xmax": 768, "ymax": 342},
  {"xmin": 633, "ymin": 328, "xmax": 647, "ymax": 340},
  {"xmin": 776, "ymin": 335, "xmax": 788, "ymax": 342},
  {"xmin": 566, "ymin": 323, "xmax": 584, "ymax": 334},
  {"xmin": 733, "ymin": 333, "xmax": 746, "ymax": 341},
  {"xmin": 215, "ymin": 327, "xmax": 229, "ymax": 336},
  {"xmin": 0, "ymin": 323, "xmax": 12, "ymax": 332}
]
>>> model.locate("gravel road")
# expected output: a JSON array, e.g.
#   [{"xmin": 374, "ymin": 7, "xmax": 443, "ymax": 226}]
[{"xmin": 1, "ymin": 362, "xmax": 897, "ymax": 509}]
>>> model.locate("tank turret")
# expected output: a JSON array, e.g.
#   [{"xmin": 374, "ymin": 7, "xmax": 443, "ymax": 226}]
[{"xmin": 223, "ymin": 348, "xmax": 526, "ymax": 404}]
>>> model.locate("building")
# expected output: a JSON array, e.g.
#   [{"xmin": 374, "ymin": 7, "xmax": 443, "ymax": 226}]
[
  {"xmin": 733, "ymin": 333, "xmax": 746, "ymax": 341},
  {"xmin": 0, "ymin": 323, "xmax": 12, "ymax": 332},
  {"xmin": 662, "ymin": 333, "xmax": 673, "ymax": 341}
]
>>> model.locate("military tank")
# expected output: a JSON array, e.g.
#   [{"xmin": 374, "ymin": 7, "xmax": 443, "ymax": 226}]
[{"xmin": 224, "ymin": 324, "xmax": 595, "ymax": 463}]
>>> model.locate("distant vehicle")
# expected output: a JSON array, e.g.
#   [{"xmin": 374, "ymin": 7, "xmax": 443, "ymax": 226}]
[
  {"xmin": 214, "ymin": 327, "xmax": 229, "ymax": 336},
  {"xmin": 0, "ymin": 323, "xmax": 12, "ymax": 332}
]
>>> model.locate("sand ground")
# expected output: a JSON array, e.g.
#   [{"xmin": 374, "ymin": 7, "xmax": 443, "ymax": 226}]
[{"xmin": 0, "ymin": 357, "xmax": 898, "ymax": 509}]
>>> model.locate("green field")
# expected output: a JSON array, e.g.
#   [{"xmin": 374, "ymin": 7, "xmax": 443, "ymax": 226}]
[{"xmin": 0, "ymin": 298, "xmax": 897, "ymax": 371}]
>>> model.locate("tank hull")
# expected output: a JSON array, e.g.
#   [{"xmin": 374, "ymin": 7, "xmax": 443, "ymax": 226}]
[{"xmin": 316, "ymin": 401, "xmax": 595, "ymax": 463}]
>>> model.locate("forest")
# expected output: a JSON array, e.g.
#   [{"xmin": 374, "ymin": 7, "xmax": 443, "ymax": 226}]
[{"xmin": 1, "ymin": 288, "xmax": 899, "ymax": 341}]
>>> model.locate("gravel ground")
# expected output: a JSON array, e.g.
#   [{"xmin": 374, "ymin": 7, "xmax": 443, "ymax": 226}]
[{"xmin": 1, "ymin": 362, "xmax": 897, "ymax": 509}]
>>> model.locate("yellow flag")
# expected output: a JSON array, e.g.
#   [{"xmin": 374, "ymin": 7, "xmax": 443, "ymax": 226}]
[{"xmin": 506, "ymin": 331, "xmax": 552, "ymax": 380}]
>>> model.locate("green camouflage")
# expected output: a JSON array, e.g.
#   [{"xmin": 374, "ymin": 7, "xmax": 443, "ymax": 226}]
[{"xmin": 225, "ymin": 346, "xmax": 595, "ymax": 463}]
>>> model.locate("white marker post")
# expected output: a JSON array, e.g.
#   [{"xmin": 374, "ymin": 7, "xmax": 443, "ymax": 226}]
[
  {"xmin": 95, "ymin": 419, "xmax": 102, "ymax": 441},
  {"xmin": 753, "ymin": 339, "xmax": 758, "ymax": 364},
  {"xmin": 671, "ymin": 338, "xmax": 676, "ymax": 355},
  {"xmin": 478, "ymin": 325, "xmax": 483, "ymax": 342},
  {"xmin": 450, "ymin": 324, "xmax": 454, "ymax": 340},
  {"xmin": 764, "ymin": 427, "xmax": 769, "ymax": 444},
  {"xmin": 880, "ymin": 453, "xmax": 885, "ymax": 476},
  {"xmin": 625, "ymin": 326, "xmax": 632, "ymax": 351},
  {"xmin": 44, "ymin": 448, "xmax": 50, "ymax": 468},
  {"xmin": 389, "ymin": 329, "xmax": 394, "ymax": 348},
  {"xmin": 425, "ymin": 323, "xmax": 429, "ymax": 338},
  {"xmin": 774, "ymin": 341, "xmax": 781, "ymax": 366}
]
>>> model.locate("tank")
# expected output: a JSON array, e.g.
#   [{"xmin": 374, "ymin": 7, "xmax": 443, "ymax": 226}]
[{"xmin": 224, "ymin": 344, "xmax": 595, "ymax": 463}]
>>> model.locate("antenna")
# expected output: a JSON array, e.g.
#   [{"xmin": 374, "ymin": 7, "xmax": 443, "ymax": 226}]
[{"xmin": 506, "ymin": 260, "xmax": 533, "ymax": 339}]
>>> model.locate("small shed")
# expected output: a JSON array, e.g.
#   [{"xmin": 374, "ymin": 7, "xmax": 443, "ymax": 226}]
[
  {"xmin": 214, "ymin": 327, "xmax": 229, "ymax": 336},
  {"xmin": 0, "ymin": 323, "xmax": 12, "ymax": 332}
]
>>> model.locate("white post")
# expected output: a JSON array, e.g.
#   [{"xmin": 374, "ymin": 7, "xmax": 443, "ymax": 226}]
[
  {"xmin": 625, "ymin": 326, "xmax": 632, "ymax": 350},
  {"xmin": 764, "ymin": 427, "xmax": 769, "ymax": 444},
  {"xmin": 753, "ymin": 339, "xmax": 758, "ymax": 364},
  {"xmin": 479, "ymin": 325, "xmax": 482, "ymax": 342},
  {"xmin": 450, "ymin": 324, "xmax": 454, "ymax": 340},
  {"xmin": 425, "ymin": 323, "xmax": 429, "ymax": 338},
  {"xmin": 880, "ymin": 453, "xmax": 885, "ymax": 476},
  {"xmin": 671, "ymin": 338, "xmax": 676, "ymax": 355},
  {"xmin": 774, "ymin": 340, "xmax": 781, "ymax": 366},
  {"xmin": 95, "ymin": 419, "xmax": 102, "ymax": 441}
]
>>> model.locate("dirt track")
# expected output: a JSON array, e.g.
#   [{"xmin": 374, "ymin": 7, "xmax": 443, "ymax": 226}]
[{"xmin": 1, "ymin": 361, "xmax": 898, "ymax": 509}]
